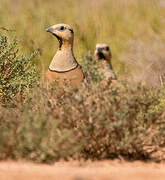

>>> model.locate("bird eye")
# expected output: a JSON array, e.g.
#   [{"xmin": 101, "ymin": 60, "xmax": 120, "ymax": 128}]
[
  {"xmin": 105, "ymin": 46, "xmax": 109, "ymax": 51},
  {"xmin": 58, "ymin": 26, "xmax": 65, "ymax": 31},
  {"xmin": 96, "ymin": 47, "xmax": 101, "ymax": 51}
]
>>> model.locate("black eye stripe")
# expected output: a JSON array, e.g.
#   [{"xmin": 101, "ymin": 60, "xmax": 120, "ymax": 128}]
[{"xmin": 68, "ymin": 28, "xmax": 74, "ymax": 33}]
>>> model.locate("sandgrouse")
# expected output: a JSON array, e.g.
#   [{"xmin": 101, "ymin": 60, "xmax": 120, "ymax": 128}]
[
  {"xmin": 94, "ymin": 43, "xmax": 117, "ymax": 82},
  {"xmin": 45, "ymin": 24, "xmax": 84, "ymax": 87}
]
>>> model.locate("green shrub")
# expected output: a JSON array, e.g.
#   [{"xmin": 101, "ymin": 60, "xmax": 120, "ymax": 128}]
[
  {"xmin": 0, "ymin": 33, "xmax": 165, "ymax": 163},
  {"xmin": 0, "ymin": 33, "xmax": 37, "ymax": 104},
  {"xmin": 81, "ymin": 52, "xmax": 104, "ymax": 84},
  {"xmin": 0, "ymin": 68, "xmax": 164, "ymax": 163},
  {"xmin": 0, "ymin": 86, "xmax": 84, "ymax": 163}
]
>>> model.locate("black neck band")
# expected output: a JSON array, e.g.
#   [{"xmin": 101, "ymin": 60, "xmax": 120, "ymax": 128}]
[{"xmin": 49, "ymin": 63, "xmax": 78, "ymax": 73}]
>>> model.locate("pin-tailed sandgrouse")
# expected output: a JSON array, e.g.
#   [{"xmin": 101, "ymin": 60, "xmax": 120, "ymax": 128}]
[
  {"xmin": 95, "ymin": 43, "xmax": 117, "ymax": 81},
  {"xmin": 45, "ymin": 24, "xmax": 84, "ymax": 87}
]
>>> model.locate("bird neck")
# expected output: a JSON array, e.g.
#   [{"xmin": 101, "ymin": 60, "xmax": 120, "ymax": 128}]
[
  {"xmin": 49, "ymin": 46, "xmax": 78, "ymax": 73},
  {"xmin": 103, "ymin": 57, "xmax": 111, "ymax": 62},
  {"xmin": 98, "ymin": 59, "xmax": 113, "ymax": 69},
  {"xmin": 59, "ymin": 40, "xmax": 73, "ymax": 50}
]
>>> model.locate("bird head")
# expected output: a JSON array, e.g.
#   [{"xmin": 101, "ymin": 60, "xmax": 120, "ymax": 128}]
[
  {"xmin": 95, "ymin": 43, "xmax": 112, "ymax": 61},
  {"xmin": 46, "ymin": 24, "xmax": 74, "ymax": 49}
]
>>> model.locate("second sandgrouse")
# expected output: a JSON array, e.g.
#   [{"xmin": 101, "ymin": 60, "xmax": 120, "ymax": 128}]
[{"xmin": 94, "ymin": 43, "xmax": 117, "ymax": 81}]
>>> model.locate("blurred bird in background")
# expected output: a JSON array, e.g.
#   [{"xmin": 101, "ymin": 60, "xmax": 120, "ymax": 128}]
[{"xmin": 94, "ymin": 43, "xmax": 117, "ymax": 84}]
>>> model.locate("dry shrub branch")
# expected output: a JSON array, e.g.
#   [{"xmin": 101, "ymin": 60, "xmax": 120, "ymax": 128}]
[{"xmin": 0, "ymin": 35, "xmax": 165, "ymax": 163}]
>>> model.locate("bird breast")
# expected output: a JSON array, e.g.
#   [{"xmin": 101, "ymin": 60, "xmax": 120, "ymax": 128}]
[{"xmin": 49, "ymin": 49, "xmax": 78, "ymax": 72}]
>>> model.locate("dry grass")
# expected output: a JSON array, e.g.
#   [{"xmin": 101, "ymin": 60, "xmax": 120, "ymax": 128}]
[
  {"xmin": 120, "ymin": 37, "xmax": 165, "ymax": 87},
  {"xmin": 0, "ymin": 50, "xmax": 165, "ymax": 162},
  {"xmin": 0, "ymin": 0, "xmax": 165, "ymax": 84}
]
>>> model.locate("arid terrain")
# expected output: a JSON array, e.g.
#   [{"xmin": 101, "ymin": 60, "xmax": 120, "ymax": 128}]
[{"xmin": 0, "ymin": 160, "xmax": 165, "ymax": 180}]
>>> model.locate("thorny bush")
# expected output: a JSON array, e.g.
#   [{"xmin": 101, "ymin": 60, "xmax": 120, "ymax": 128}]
[
  {"xmin": 0, "ymin": 36, "xmax": 165, "ymax": 163},
  {"xmin": 0, "ymin": 33, "xmax": 37, "ymax": 104}
]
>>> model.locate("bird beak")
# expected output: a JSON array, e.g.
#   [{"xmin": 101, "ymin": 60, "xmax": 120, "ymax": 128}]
[
  {"xmin": 46, "ymin": 27, "xmax": 54, "ymax": 33},
  {"xmin": 46, "ymin": 26, "xmax": 62, "ymax": 49},
  {"xmin": 96, "ymin": 47, "xmax": 101, "ymax": 52}
]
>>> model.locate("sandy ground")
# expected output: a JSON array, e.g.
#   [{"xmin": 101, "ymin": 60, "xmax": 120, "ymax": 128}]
[{"xmin": 0, "ymin": 160, "xmax": 165, "ymax": 180}]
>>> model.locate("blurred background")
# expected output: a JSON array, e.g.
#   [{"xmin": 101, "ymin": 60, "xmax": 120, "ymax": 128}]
[{"xmin": 0, "ymin": 0, "xmax": 165, "ymax": 86}]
